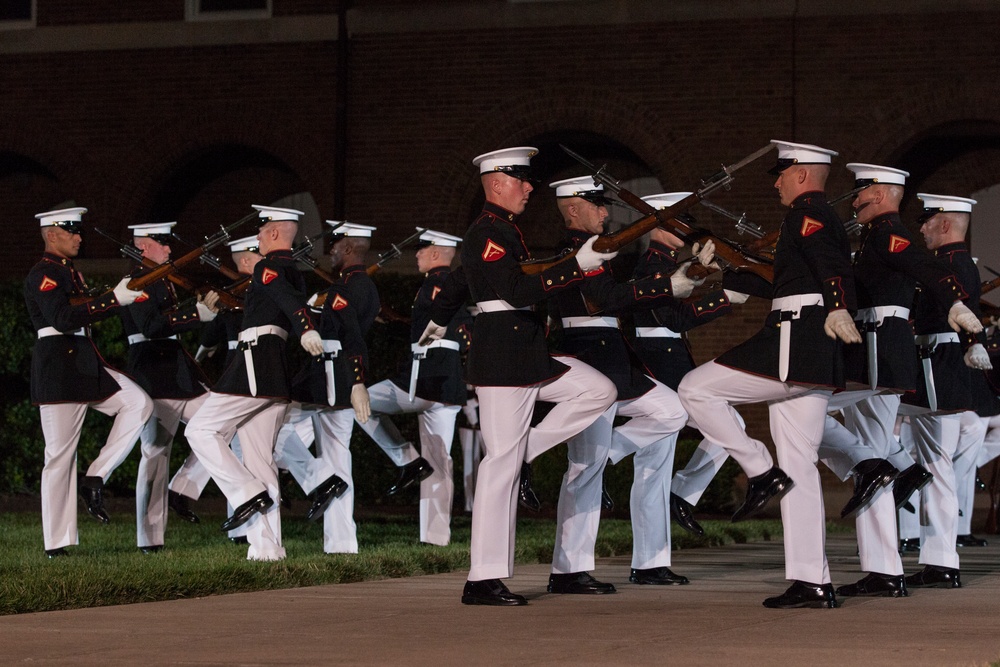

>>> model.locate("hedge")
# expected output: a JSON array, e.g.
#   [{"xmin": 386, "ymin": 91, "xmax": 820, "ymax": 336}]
[{"xmin": 0, "ymin": 272, "xmax": 740, "ymax": 514}]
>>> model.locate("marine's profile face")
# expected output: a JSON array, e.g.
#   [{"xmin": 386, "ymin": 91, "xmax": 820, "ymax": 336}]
[
  {"xmin": 574, "ymin": 199, "xmax": 608, "ymax": 236},
  {"xmin": 136, "ymin": 237, "xmax": 170, "ymax": 264},
  {"xmin": 499, "ymin": 173, "xmax": 534, "ymax": 215},
  {"xmin": 48, "ymin": 226, "xmax": 82, "ymax": 259},
  {"xmin": 920, "ymin": 214, "xmax": 946, "ymax": 250}
]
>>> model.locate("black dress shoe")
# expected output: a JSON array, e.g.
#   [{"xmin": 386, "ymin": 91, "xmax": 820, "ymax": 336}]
[
  {"xmin": 229, "ymin": 536, "xmax": 249, "ymax": 545},
  {"xmin": 45, "ymin": 548, "xmax": 68, "ymax": 559},
  {"xmin": 841, "ymin": 459, "xmax": 898, "ymax": 518},
  {"xmin": 956, "ymin": 533, "xmax": 988, "ymax": 547},
  {"xmin": 835, "ymin": 572, "xmax": 907, "ymax": 597},
  {"xmin": 139, "ymin": 545, "xmax": 164, "ymax": 554},
  {"xmin": 601, "ymin": 485, "xmax": 615, "ymax": 511},
  {"xmin": 732, "ymin": 467, "xmax": 793, "ymax": 522},
  {"xmin": 905, "ymin": 564, "xmax": 961, "ymax": 588},
  {"xmin": 387, "ymin": 457, "xmax": 434, "ymax": 496},
  {"xmin": 893, "ymin": 463, "xmax": 933, "ymax": 510},
  {"xmin": 629, "ymin": 566, "xmax": 690, "ymax": 585},
  {"xmin": 306, "ymin": 474, "xmax": 349, "ymax": 522},
  {"xmin": 168, "ymin": 490, "xmax": 200, "ymax": 524},
  {"xmin": 518, "ymin": 461, "xmax": 541, "ymax": 512},
  {"xmin": 670, "ymin": 493, "xmax": 705, "ymax": 536},
  {"xmin": 762, "ymin": 580, "xmax": 838, "ymax": 609},
  {"xmin": 898, "ymin": 537, "xmax": 920, "ymax": 554},
  {"xmin": 461, "ymin": 579, "xmax": 527, "ymax": 606},
  {"xmin": 78, "ymin": 476, "xmax": 110, "ymax": 524},
  {"xmin": 220, "ymin": 491, "xmax": 273, "ymax": 533},
  {"xmin": 547, "ymin": 572, "xmax": 616, "ymax": 595}
]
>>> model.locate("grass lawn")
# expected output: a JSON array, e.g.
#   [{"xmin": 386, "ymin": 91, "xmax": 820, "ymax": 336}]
[{"xmin": 0, "ymin": 507, "xmax": 794, "ymax": 616}]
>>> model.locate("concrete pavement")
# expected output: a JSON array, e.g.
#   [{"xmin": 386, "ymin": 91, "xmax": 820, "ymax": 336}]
[{"xmin": 2, "ymin": 533, "xmax": 999, "ymax": 665}]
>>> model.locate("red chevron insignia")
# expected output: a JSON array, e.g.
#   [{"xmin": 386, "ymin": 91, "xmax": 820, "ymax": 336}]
[
  {"xmin": 330, "ymin": 294, "xmax": 349, "ymax": 310},
  {"xmin": 39, "ymin": 276, "xmax": 58, "ymax": 292},
  {"xmin": 888, "ymin": 234, "xmax": 910, "ymax": 253},
  {"xmin": 431, "ymin": 286, "xmax": 441, "ymax": 301},
  {"xmin": 800, "ymin": 217, "xmax": 824, "ymax": 237},
  {"xmin": 134, "ymin": 292, "xmax": 150, "ymax": 303},
  {"xmin": 261, "ymin": 267, "xmax": 278, "ymax": 285},
  {"xmin": 482, "ymin": 239, "xmax": 506, "ymax": 262}
]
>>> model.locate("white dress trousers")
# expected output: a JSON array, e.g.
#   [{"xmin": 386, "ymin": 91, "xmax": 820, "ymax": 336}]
[
  {"xmin": 356, "ymin": 380, "xmax": 461, "ymax": 546},
  {"xmin": 39, "ymin": 369, "xmax": 152, "ymax": 551},
  {"xmin": 469, "ymin": 357, "xmax": 616, "ymax": 581},
  {"xmin": 136, "ymin": 393, "xmax": 207, "ymax": 548},
  {"xmin": 679, "ymin": 360, "xmax": 833, "ymax": 585},
  {"xmin": 909, "ymin": 413, "xmax": 962, "ymax": 569},
  {"xmin": 552, "ymin": 378, "xmax": 687, "ymax": 574},
  {"xmin": 184, "ymin": 392, "xmax": 288, "ymax": 561}
]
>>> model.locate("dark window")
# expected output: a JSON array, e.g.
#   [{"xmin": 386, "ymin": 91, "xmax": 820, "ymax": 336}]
[
  {"xmin": 199, "ymin": 0, "xmax": 267, "ymax": 11},
  {"xmin": 0, "ymin": 0, "xmax": 32, "ymax": 22}
]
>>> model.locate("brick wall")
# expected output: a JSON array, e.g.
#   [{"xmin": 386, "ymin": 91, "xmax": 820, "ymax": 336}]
[{"xmin": 4, "ymin": 3, "xmax": 1000, "ymax": 447}]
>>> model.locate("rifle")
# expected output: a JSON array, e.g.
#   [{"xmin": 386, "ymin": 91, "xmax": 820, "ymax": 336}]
[
  {"xmin": 122, "ymin": 211, "xmax": 256, "ymax": 292},
  {"xmin": 982, "ymin": 266, "xmax": 1000, "ymax": 297},
  {"xmin": 293, "ymin": 224, "xmax": 345, "ymax": 284},
  {"xmin": 524, "ymin": 144, "xmax": 776, "ymax": 282},
  {"xmin": 366, "ymin": 227, "xmax": 427, "ymax": 276},
  {"xmin": 95, "ymin": 228, "xmax": 244, "ymax": 310}
]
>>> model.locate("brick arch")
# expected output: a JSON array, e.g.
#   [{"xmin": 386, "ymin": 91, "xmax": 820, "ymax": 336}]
[
  {"xmin": 106, "ymin": 104, "xmax": 336, "ymax": 228},
  {"xmin": 432, "ymin": 85, "xmax": 688, "ymax": 235},
  {"xmin": 0, "ymin": 116, "xmax": 98, "ymax": 203}
]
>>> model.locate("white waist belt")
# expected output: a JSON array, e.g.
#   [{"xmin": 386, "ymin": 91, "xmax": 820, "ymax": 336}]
[
  {"xmin": 37, "ymin": 327, "xmax": 86, "ymax": 338},
  {"xmin": 238, "ymin": 325, "xmax": 289, "ymax": 344},
  {"xmin": 856, "ymin": 306, "xmax": 910, "ymax": 326},
  {"xmin": 915, "ymin": 332, "xmax": 960, "ymax": 347},
  {"xmin": 771, "ymin": 293, "xmax": 824, "ymax": 318},
  {"xmin": 476, "ymin": 300, "xmax": 530, "ymax": 313},
  {"xmin": 562, "ymin": 316, "xmax": 618, "ymax": 329},
  {"xmin": 411, "ymin": 340, "xmax": 461, "ymax": 354},
  {"xmin": 238, "ymin": 326, "xmax": 289, "ymax": 397},
  {"xmin": 635, "ymin": 326, "xmax": 682, "ymax": 339},
  {"xmin": 128, "ymin": 333, "xmax": 178, "ymax": 345},
  {"xmin": 323, "ymin": 339, "xmax": 344, "ymax": 407},
  {"xmin": 408, "ymin": 339, "xmax": 461, "ymax": 401}
]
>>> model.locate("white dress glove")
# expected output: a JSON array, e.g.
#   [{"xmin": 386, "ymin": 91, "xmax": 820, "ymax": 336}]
[
  {"xmin": 669, "ymin": 263, "xmax": 704, "ymax": 299},
  {"xmin": 351, "ymin": 383, "xmax": 371, "ymax": 423},
  {"xmin": 112, "ymin": 277, "xmax": 145, "ymax": 306},
  {"xmin": 194, "ymin": 344, "xmax": 217, "ymax": 363},
  {"xmin": 723, "ymin": 289, "xmax": 749, "ymax": 305},
  {"xmin": 575, "ymin": 235, "xmax": 618, "ymax": 272},
  {"xmin": 419, "ymin": 320, "xmax": 447, "ymax": 345},
  {"xmin": 964, "ymin": 343, "xmax": 993, "ymax": 370},
  {"xmin": 948, "ymin": 301, "xmax": 984, "ymax": 335},
  {"xmin": 196, "ymin": 291, "xmax": 220, "ymax": 322},
  {"xmin": 824, "ymin": 309, "xmax": 862, "ymax": 344},
  {"xmin": 306, "ymin": 292, "xmax": 321, "ymax": 307},
  {"xmin": 300, "ymin": 329, "xmax": 324, "ymax": 356},
  {"xmin": 692, "ymin": 240, "xmax": 721, "ymax": 271}
]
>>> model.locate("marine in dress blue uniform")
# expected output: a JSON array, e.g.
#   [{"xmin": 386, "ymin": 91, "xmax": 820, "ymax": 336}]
[
  {"xmin": 900, "ymin": 193, "xmax": 995, "ymax": 589},
  {"xmin": 545, "ymin": 181, "xmax": 705, "ymax": 592},
  {"xmin": 121, "ymin": 221, "xmax": 219, "ymax": 552},
  {"xmin": 422, "ymin": 147, "xmax": 617, "ymax": 606},
  {"xmin": 25, "ymin": 207, "xmax": 152, "ymax": 556},
  {"xmin": 288, "ymin": 220, "xmax": 375, "ymax": 554},
  {"xmin": 185, "ymin": 205, "xmax": 325, "ymax": 561},
  {"xmin": 678, "ymin": 140, "xmax": 862, "ymax": 609},
  {"xmin": 356, "ymin": 229, "xmax": 472, "ymax": 546}
]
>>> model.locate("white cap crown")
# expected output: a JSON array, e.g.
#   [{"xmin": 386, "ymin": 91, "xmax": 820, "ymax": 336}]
[
  {"xmin": 769, "ymin": 140, "xmax": 838, "ymax": 174},
  {"xmin": 327, "ymin": 220, "xmax": 376, "ymax": 237},
  {"xmin": 417, "ymin": 228, "xmax": 462, "ymax": 247},
  {"xmin": 252, "ymin": 204, "xmax": 304, "ymax": 224},
  {"xmin": 227, "ymin": 235, "xmax": 260, "ymax": 253},
  {"xmin": 36, "ymin": 206, "xmax": 87, "ymax": 228},
  {"xmin": 641, "ymin": 192, "xmax": 693, "ymax": 209},
  {"xmin": 472, "ymin": 146, "xmax": 538, "ymax": 177},
  {"xmin": 917, "ymin": 193, "xmax": 976, "ymax": 215},
  {"xmin": 845, "ymin": 163, "xmax": 909, "ymax": 186}
]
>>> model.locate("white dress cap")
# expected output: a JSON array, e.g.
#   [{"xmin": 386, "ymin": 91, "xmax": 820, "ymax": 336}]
[
  {"xmin": 768, "ymin": 140, "xmax": 838, "ymax": 174},
  {"xmin": 227, "ymin": 235, "xmax": 260, "ymax": 253},
  {"xmin": 472, "ymin": 146, "xmax": 538, "ymax": 177},
  {"xmin": 417, "ymin": 228, "xmax": 463, "ymax": 248},
  {"xmin": 845, "ymin": 163, "xmax": 909, "ymax": 186},
  {"xmin": 640, "ymin": 192, "xmax": 694, "ymax": 210},
  {"xmin": 917, "ymin": 193, "xmax": 977, "ymax": 215},
  {"xmin": 252, "ymin": 204, "xmax": 305, "ymax": 223},
  {"xmin": 549, "ymin": 175, "xmax": 603, "ymax": 198},
  {"xmin": 36, "ymin": 206, "xmax": 88, "ymax": 228},
  {"xmin": 128, "ymin": 222, "xmax": 177, "ymax": 237},
  {"xmin": 327, "ymin": 220, "xmax": 377, "ymax": 237}
]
